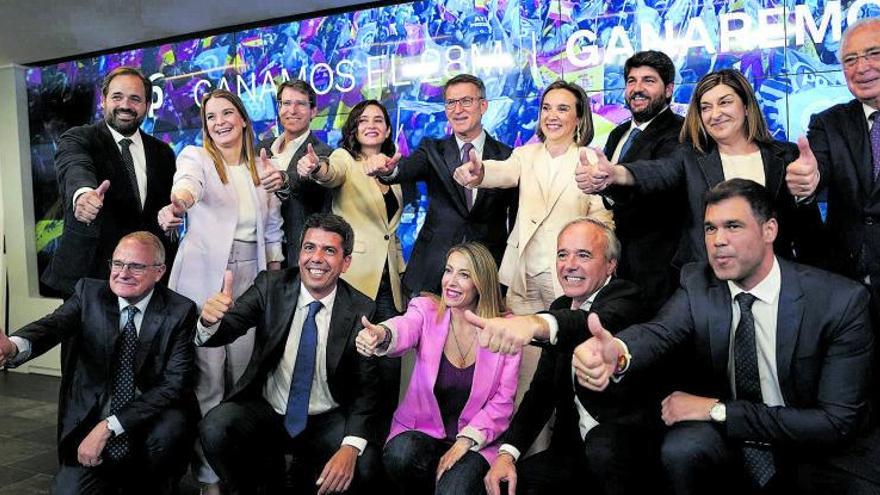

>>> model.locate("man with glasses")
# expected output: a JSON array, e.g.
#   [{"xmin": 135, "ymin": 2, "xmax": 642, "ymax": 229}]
[
  {"xmin": 41, "ymin": 67, "xmax": 177, "ymax": 299},
  {"xmin": 0, "ymin": 232, "xmax": 199, "ymax": 494},
  {"xmin": 364, "ymin": 73, "xmax": 516, "ymax": 296},
  {"xmin": 257, "ymin": 79, "xmax": 334, "ymax": 264}
]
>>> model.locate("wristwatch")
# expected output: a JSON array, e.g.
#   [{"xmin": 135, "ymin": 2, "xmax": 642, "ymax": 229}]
[{"xmin": 709, "ymin": 402, "xmax": 727, "ymax": 423}]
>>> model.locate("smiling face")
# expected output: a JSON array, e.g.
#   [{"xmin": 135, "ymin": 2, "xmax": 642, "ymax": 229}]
[
  {"xmin": 699, "ymin": 83, "xmax": 748, "ymax": 148},
  {"xmin": 102, "ymin": 74, "xmax": 148, "ymax": 136},
  {"xmin": 556, "ymin": 222, "xmax": 617, "ymax": 308},
  {"xmin": 625, "ymin": 65, "xmax": 672, "ymax": 124},
  {"xmin": 278, "ymin": 86, "xmax": 316, "ymax": 140},
  {"xmin": 298, "ymin": 227, "xmax": 352, "ymax": 300},
  {"xmin": 204, "ymin": 95, "xmax": 246, "ymax": 152},
  {"xmin": 841, "ymin": 22, "xmax": 880, "ymax": 108},
  {"xmin": 356, "ymin": 104, "xmax": 391, "ymax": 155},
  {"xmin": 109, "ymin": 238, "xmax": 165, "ymax": 303},
  {"xmin": 444, "ymin": 82, "xmax": 487, "ymax": 141},
  {"xmin": 441, "ymin": 251, "xmax": 479, "ymax": 311},
  {"xmin": 540, "ymin": 88, "xmax": 579, "ymax": 146},
  {"xmin": 704, "ymin": 196, "xmax": 777, "ymax": 290}
]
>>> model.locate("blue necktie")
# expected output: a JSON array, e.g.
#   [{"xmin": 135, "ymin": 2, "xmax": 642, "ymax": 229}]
[
  {"xmin": 284, "ymin": 300, "xmax": 323, "ymax": 438},
  {"xmin": 618, "ymin": 127, "xmax": 642, "ymax": 161},
  {"xmin": 105, "ymin": 305, "xmax": 139, "ymax": 461},
  {"xmin": 870, "ymin": 112, "xmax": 880, "ymax": 181}
]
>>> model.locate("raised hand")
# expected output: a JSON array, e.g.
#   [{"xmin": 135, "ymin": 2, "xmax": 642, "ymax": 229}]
[
  {"xmin": 296, "ymin": 143, "xmax": 321, "ymax": 178},
  {"xmin": 258, "ymin": 148, "xmax": 285, "ymax": 193},
  {"xmin": 467, "ymin": 311, "xmax": 544, "ymax": 355},
  {"xmin": 572, "ymin": 313, "xmax": 621, "ymax": 391},
  {"xmin": 363, "ymin": 152, "xmax": 402, "ymax": 177},
  {"xmin": 74, "ymin": 180, "xmax": 110, "ymax": 224},
  {"xmin": 484, "ymin": 453, "xmax": 517, "ymax": 495},
  {"xmin": 786, "ymin": 136, "xmax": 819, "ymax": 199},
  {"xmin": 574, "ymin": 147, "xmax": 614, "ymax": 194},
  {"xmin": 355, "ymin": 316, "xmax": 388, "ymax": 357},
  {"xmin": 0, "ymin": 329, "xmax": 19, "ymax": 368},
  {"xmin": 452, "ymin": 148, "xmax": 484, "ymax": 188},
  {"xmin": 200, "ymin": 270, "xmax": 234, "ymax": 326},
  {"xmin": 157, "ymin": 191, "xmax": 192, "ymax": 232}
]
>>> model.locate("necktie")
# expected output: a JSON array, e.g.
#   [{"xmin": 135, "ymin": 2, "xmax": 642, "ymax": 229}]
[
  {"xmin": 618, "ymin": 127, "xmax": 642, "ymax": 161},
  {"xmin": 460, "ymin": 142, "xmax": 475, "ymax": 210},
  {"xmin": 734, "ymin": 293, "xmax": 776, "ymax": 488},
  {"xmin": 105, "ymin": 306, "xmax": 139, "ymax": 461},
  {"xmin": 284, "ymin": 300, "xmax": 323, "ymax": 438},
  {"xmin": 870, "ymin": 112, "xmax": 880, "ymax": 181},
  {"xmin": 118, "ymin": 138, "xmax": 142, "ymax": 209}
]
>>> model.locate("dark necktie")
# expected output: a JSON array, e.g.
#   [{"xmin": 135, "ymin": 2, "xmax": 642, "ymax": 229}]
[
  {"xmin": 105, "ymin": 305, "xmax": 139, "ymax": 461},
  {"xmin": 118, "ymin": 138, "xmax": 142, "ymax": 209},
  {"xmin": 284, "ymin": 300, "xmax": 323, "ymax": 438},
  {"xmin": 734, "ymin": 293, "xmax": 776, "ymax": 488},
  {"xmin": 870, "ymin": 112, "xmax": 880, "ymax": 181},
  {"xmin": 618, "ymin": 127, "xmax": 642, "ymax": 161},
  {"xmin": 461, "ymin": 142, "xmax": 475, "ymax": 210}
]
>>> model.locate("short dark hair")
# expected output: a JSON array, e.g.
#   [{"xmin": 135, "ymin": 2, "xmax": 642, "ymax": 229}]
[
  {"xmin": 101, "ymin": 67, "xmax": 152, "ymax": 101},
  {"xmin": 536, "ymin": 80, "xmax": 594, "ymax": 146},
  {"xmin": 624, "ymin": 50, "xmax": 676, "ymax": 89},
  {"xmin": 276, "ymin": 79, "xmax": 317, "ymax": 108},
  {"xmin": 444, "ymin": 74, "xmax": 486, "ymax": 99},
  {"xmin": 338, "ymin": 100, "xmax": 396, "ymax": 160},
  {"xmin": 299, "ymin": 213, "xmax": 355, "ymax": 257},
  {"xmin": 704, "ymin": 178, "xmax": 776, "ymax": 224}
]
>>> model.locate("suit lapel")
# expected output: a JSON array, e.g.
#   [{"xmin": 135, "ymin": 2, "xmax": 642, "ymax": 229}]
[
  {"xmin": 705, "ymin": 276, "xmax": 733, "ymax": 383},
  {"xmin": 135, "ymin": 289, "xmax": 166, "ymax": 373},
  {"xmin": 437, "ymin": 137, "xmax": 470, "ymax": 216},
  {"xmin": 100, "ymin": 287, "xmax": 123, "ymax": 377},
  {"xmin": 696, "ymin": 149, "xmax": 725, "ymax": 188},
  {"xmin": 462, "ymin": 344, "xmax": 499, "ymax": 417},
  {"xmin": 97, "ymin": 124, "xmax": 140, "ymax": 212},
  {"xmin": 605, "ymin": 122, "xmax": 628, "ymax": 159},
  {"xmin": 545, "ymin": 145, "xmax": 577, "ymax": 211},
  {"xmin": 760, "ymin": 142, "xmax": 786, "ymax": 199},
  {"xmin": 775, "ymin": 260, "xmax": 804, "ymax": 404},
  {"xmin": 325, "ymin": 284, "xmax": 355, "ymax": 378},
  {"xmin": 267, "ymin": 277, "xmax": 302, "ymax": 360}
]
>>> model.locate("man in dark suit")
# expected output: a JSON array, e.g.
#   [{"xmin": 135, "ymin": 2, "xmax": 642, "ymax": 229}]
[
  {"xmin": 41, "ymin": 67, "xmax": 177, "ymax": 298},
  {"xmin": 0, "ymin": 232, "xmax": 198, "ymax": 495},
  {"xmin": 197, "ymin": 213, "xmax": 381, "ymax": 495},
  {"xmin": 484, "ymin": 218, "xmax": 656, "ymax": 495},
  {"xmin": 603, "ymin": 51, "xmax": 685, "ymax": 311},
  {"xmin": 256, "ymin": 79, "xmax": 334, "ymax": 264},
  {"xmin": 364, "ymin": 73, "xmax": 516, "ymax": 296}
]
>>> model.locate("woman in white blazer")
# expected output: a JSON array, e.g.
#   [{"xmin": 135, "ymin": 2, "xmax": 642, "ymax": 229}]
[{"xmin": 158, "ymin": 89, "xmax": 283, "ymax": 493}]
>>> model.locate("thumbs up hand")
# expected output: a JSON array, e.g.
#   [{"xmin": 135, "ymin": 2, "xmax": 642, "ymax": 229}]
[
  {"xmin": 258, "ymin": 148, "xmax": 285, "ymax": 193},
  {"xmin": 786, "ymin": 136, "xmax": 820, "ymax": 199},
  {"xmin": 157, "ymin": 191, "xmax": 193, "ymax": 232},
  {"xmin": 297, "ymin": 143, "xmax": 322, "ymax": 179},
  {"xmin": 74, "ymin": 180, "xmax": 111, "ymax": 224},
  {"xmin": 572, "ymin": 313, "xmax": 624, "ymax": 391},
  {"xmin": 355, "ymin": 316, "xmax": 389, "ymax": 357},
  {"xmin": 364, "ymin": 152, "xmax": 402, "ymax": 177},
  {"xmin": 453, "ymin": 148, "xmax": 484, "ymax": 188},
  {"xmin": 575, "ymin": 147, "xmax": 614, "ymax": 194},
  {"xmin": 200, "ymin": 270, "xmax": 234, "ymax": 326}
]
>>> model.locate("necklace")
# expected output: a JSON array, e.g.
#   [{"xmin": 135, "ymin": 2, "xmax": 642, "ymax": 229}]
[{"xmin": 448, "ymin": 318, "xmax": 475, "ymax": 368}]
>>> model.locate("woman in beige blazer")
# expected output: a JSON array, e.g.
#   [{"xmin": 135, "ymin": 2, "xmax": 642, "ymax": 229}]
[{"xmin": 454, "ymin": 80, "xmax": 613, "ymax": 315}]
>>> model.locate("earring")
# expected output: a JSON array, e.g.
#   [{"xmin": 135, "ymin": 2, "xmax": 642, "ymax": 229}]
[{"xmin": 575, "ymin": 126, "xmax": 581, "ymax": 144}]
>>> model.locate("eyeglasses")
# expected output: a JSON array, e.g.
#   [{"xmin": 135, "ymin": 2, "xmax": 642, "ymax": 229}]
[
  {"xmin": 109, "ymin": 260, "xmax": 163, "ymax": 275},
  {"xmin": 444, "ymin": 96, "xmax": 482, "ymax": 110},
  {"xmin": 280, "ymin": 99, "xmax": 310, "ymax": 109},
  {"xmin": 842, "ymin": 47, "xmax": 880, "ymax": 68}
]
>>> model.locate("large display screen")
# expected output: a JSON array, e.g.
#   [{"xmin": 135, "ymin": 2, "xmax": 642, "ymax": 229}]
[{"xmin": 26, "ymin": 0, "xmax": 879, "ymax": 295}]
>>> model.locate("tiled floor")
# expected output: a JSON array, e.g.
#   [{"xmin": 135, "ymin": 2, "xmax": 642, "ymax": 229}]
[{"xmin": 0, "ymin": 371, "xmax": 199, "ymax": 494}]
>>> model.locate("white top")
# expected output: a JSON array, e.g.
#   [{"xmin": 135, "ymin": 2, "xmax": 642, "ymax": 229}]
[
  {"xmin": 227, "ymin": 165, "xmax": 258, "ymax": 242},
  {"xmin": 720, "ymin": 150, "xmax": 766, "ymax": 187}
]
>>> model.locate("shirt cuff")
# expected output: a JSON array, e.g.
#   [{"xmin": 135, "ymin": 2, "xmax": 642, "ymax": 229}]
[
  {"xmin": 265, "ymin": 242, "xmax": 284, "ymax": 263},
  {"xmin": 458, "ymin": 426, "xmax": 486, "ymax": 451},
  {"xmin": 537, "ymin": 314, "xmax": 559, "ymax": 345},
  {"xmin": 106, "ymin": 415, "xmax": 125, "ymax": 436},
  {"xmin": 497, "ymin": 443, "xmax": 521, "ymax": 462},
  {"xmin": 73, "ymin": 187, "xmax": 94, "ymax": 209},
  {"xmin": 378, "ymin": 165, "xmax": 400, "ymax": 182},
  {"xmin": 172, "ymin": 184, "xmax": 199, "ymax": 204},
  {"xmin": 610, "ymin": 338, "xmax": 631, "ymax": 383},
  {"xmin": 7, "ymin": 336, "xmax": 31, "ymax": 366},
  {"xmin": 374, "ymin": 322, "xmax": 397, "ymax": 357},
  {"xmin": 195, "ymin": 320, "xmax": 220, "ymax": 346},
  {"xmin": 342, "ymin": 436, "xmax": 367, "ymax": 456}
]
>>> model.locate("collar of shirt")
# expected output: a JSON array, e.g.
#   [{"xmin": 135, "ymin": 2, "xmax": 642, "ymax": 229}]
[
  {"xmin": 726, "ymin": 256, "xmax": 781, "ymax": 306},
  {"xmin": 455, "ymin": 130, "xmax": 487, "ymax": 157},
  {"xmin": 576, "ymin": 276, "xmax": 613, "ymax": 311},
  {"xmin": 297, "ymin": 282, "xmax": 338, "ymax": 314},
  {"xmin": 117, "ymin": 289, "xmax": 154, "ymax": 334},
  {"xmin": 106, "ymin": 121, "xmax": 144, "ymax": 150},
  {"xmin": 275, "ymin": 130, "xmax": 311, "ymax": 156},
  {"xmin": 630, "ymin": 106, "xmax": 669, "ymax": 131},
  {"xmin": 865, "ymin": 103, "xmax": 879, "ymax": 126}
]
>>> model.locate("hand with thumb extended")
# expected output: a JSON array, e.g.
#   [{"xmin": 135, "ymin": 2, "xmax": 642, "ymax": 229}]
[
  {"xmin": 0, "ymin": 328, "xmax": 19, "ymax": 368},
  {"xmin": 453, "ymin": 148, "xmax": 484, "ymax": 188},
  {"xmin": 95, "ymin": 180, "xmax": 111, "ymax": 199},
  {"xmin": 74, "ymin": 180, "xmax": 111, "ymax": 224},
  {"xmin": 364, "ymin": 152, "xmax": 402, "ymax": 177},
  {"xmin": 572, "ymin": 313, "xmax": 621, "ymax": 391},
  {"xmin": 200, "ymin": 270, "xmax": 234, "ymax": 326},
  {"xmin": 785, "ymin": 136, "xmax": 819, "ymax": 199},
  {"xmin": 355, "ymin": 316, "xmax": 388, "ymax": 357},
  {"xmin": 575, "ymin": 147, "xmax": 613, "ymax": 194},
  {"xmin": 157, "ymin": 191, "xmax": 191, "ymax": 232},
  {"xmin": 297, "ymin": 143, "xmax": 321, "ymax": 178},
  {"xmin": 258, "ymin": 148, "xmax": 285, "ymax": 193}
]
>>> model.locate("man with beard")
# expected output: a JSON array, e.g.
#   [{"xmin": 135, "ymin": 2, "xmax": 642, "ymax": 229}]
[
  {"xmin": 602, "ymin": 51, "xmax": 685, "ymax": 312},
  {"xmin": 41, "ymin": 67, "xmax": 177, "ymax": 298}
]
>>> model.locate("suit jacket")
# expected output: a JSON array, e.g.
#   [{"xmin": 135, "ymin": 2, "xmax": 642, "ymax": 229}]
[
  {"xmin": 482, "ymin": 143, "xmax": 613, "ymax": 297},
  {"xmin": 167, "ymin": 146, "xmax": 284, "ymax": 308},
  {"xmin": 557, "ymin": 260, "xmax": 874, "ymax": 454},
  {"xmin": 257, "ymin": 134, "xmax": 333, "ymax": 264},
  {"xmin": 42, "ymin": 122, "xmax": 177, "ymax": 297},
  {"xmin": 604, "ymin": 109, "xmax": 686, "ymax": 311},
  {"xmin": 620, "ymin": 140, "xmax": 823, "ymax": 270},
  {"xmin": 201, "ymin": 269, "xmax": 380, "ymax": 442},
  {"xmin": 382, "ymin": 134, "xmax": 515, "ymax": 295},
  {"xmin": 11, "ymin": 279, "xmax": 198, "ymax": 460},
  {"xmin": 316, "ymin": 149, "xmax": 405, "ymax": 311},
  {"xmin": 808, "ymin": 99, "xmax": 879, "ymax": 282},
  {"xmin": 383, "ymin": 297, "xmax": 521, "ymax": 465}
]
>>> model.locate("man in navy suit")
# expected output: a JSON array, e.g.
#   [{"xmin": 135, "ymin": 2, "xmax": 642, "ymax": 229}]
[
  {"xmin": 41, "ymin": 67, "xmax": 177, "ymax": 298},
  {"xmin": 365, "ymin": 73, "xmax": 516, "ymax": 296},
  {"xmin": 0, "ymin": 232, "xmax": 198, "ymax": 494}
]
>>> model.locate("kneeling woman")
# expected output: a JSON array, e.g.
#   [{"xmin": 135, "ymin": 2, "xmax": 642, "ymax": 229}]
[{"xmin": 357, "ymin": 243, "xmax": 521, "ymax": 495}]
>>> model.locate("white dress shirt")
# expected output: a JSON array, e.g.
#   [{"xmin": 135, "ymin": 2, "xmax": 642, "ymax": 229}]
[
  {"xmin": 270, "ymin": 130, "xmax": 312, "ymax": 169},
  {"xmin": 610, "ymin": 107, "xmax": 668, "ymax": 164},
  {"xmin": 73, "ymin": 123, "xmax": 148, "ymax": 208}
]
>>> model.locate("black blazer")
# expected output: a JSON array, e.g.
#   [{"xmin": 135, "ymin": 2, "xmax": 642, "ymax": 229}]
[
  {"xmin": 604, "ymin": 109, "xmax": 686, "ymax": 311},
  {"xmin": 619, "ymin": 140, "xmax": 823, "ymax": 269},
  {"xmin": 503, "ymin": 279, "xmax": 652, "ymax": 457},
  {"xmin": 382, "ymin": 134, "xmax": 515, "ymax": 295},
  {"xmin": 808, "ymin": 99, "xmax": 880, "ymax": 282},
  {"xmin": 257, "ymin": 134, "xmax": 334, "ymax": 264},
  {"xmin": 12, "ymin": 279, "xmax": 198, "ymax": 459},
  {"xmin": 41, "ymin": 123, "xmax": 177, "ymax": 297},
  {"xmin": 201, "ymin": 269, "xmax": 380, "ymax": 442}
]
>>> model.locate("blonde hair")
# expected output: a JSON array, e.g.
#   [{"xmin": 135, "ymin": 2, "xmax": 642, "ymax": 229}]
[
  {"xmin": 199, "ymin": 89, "xmax": 259, "ymax": 185},
  {"xmin": 430, "ymin": 242, "xmax": 506, "ymax": 320}
]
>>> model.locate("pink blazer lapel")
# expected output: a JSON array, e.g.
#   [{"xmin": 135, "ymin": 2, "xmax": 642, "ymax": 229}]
[{"xmin": 458, "ymin": 344, "xmax": 501, "ymax": 423}]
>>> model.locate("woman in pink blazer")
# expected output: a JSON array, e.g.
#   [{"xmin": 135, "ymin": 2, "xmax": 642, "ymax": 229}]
[{"xmin": 357, "ymin": 242, "xmax": 521, "ymax": 494}]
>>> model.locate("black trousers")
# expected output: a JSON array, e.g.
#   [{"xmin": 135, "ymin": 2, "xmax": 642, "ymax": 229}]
[{"xmin": 199, "ymin": 398, "xmax": 381, "ymax": 495}]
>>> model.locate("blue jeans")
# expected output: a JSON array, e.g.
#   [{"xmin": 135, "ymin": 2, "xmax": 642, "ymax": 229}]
[{"xmin": 384, "ymin": 430, "xmax": 489, "ymax": 495}]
